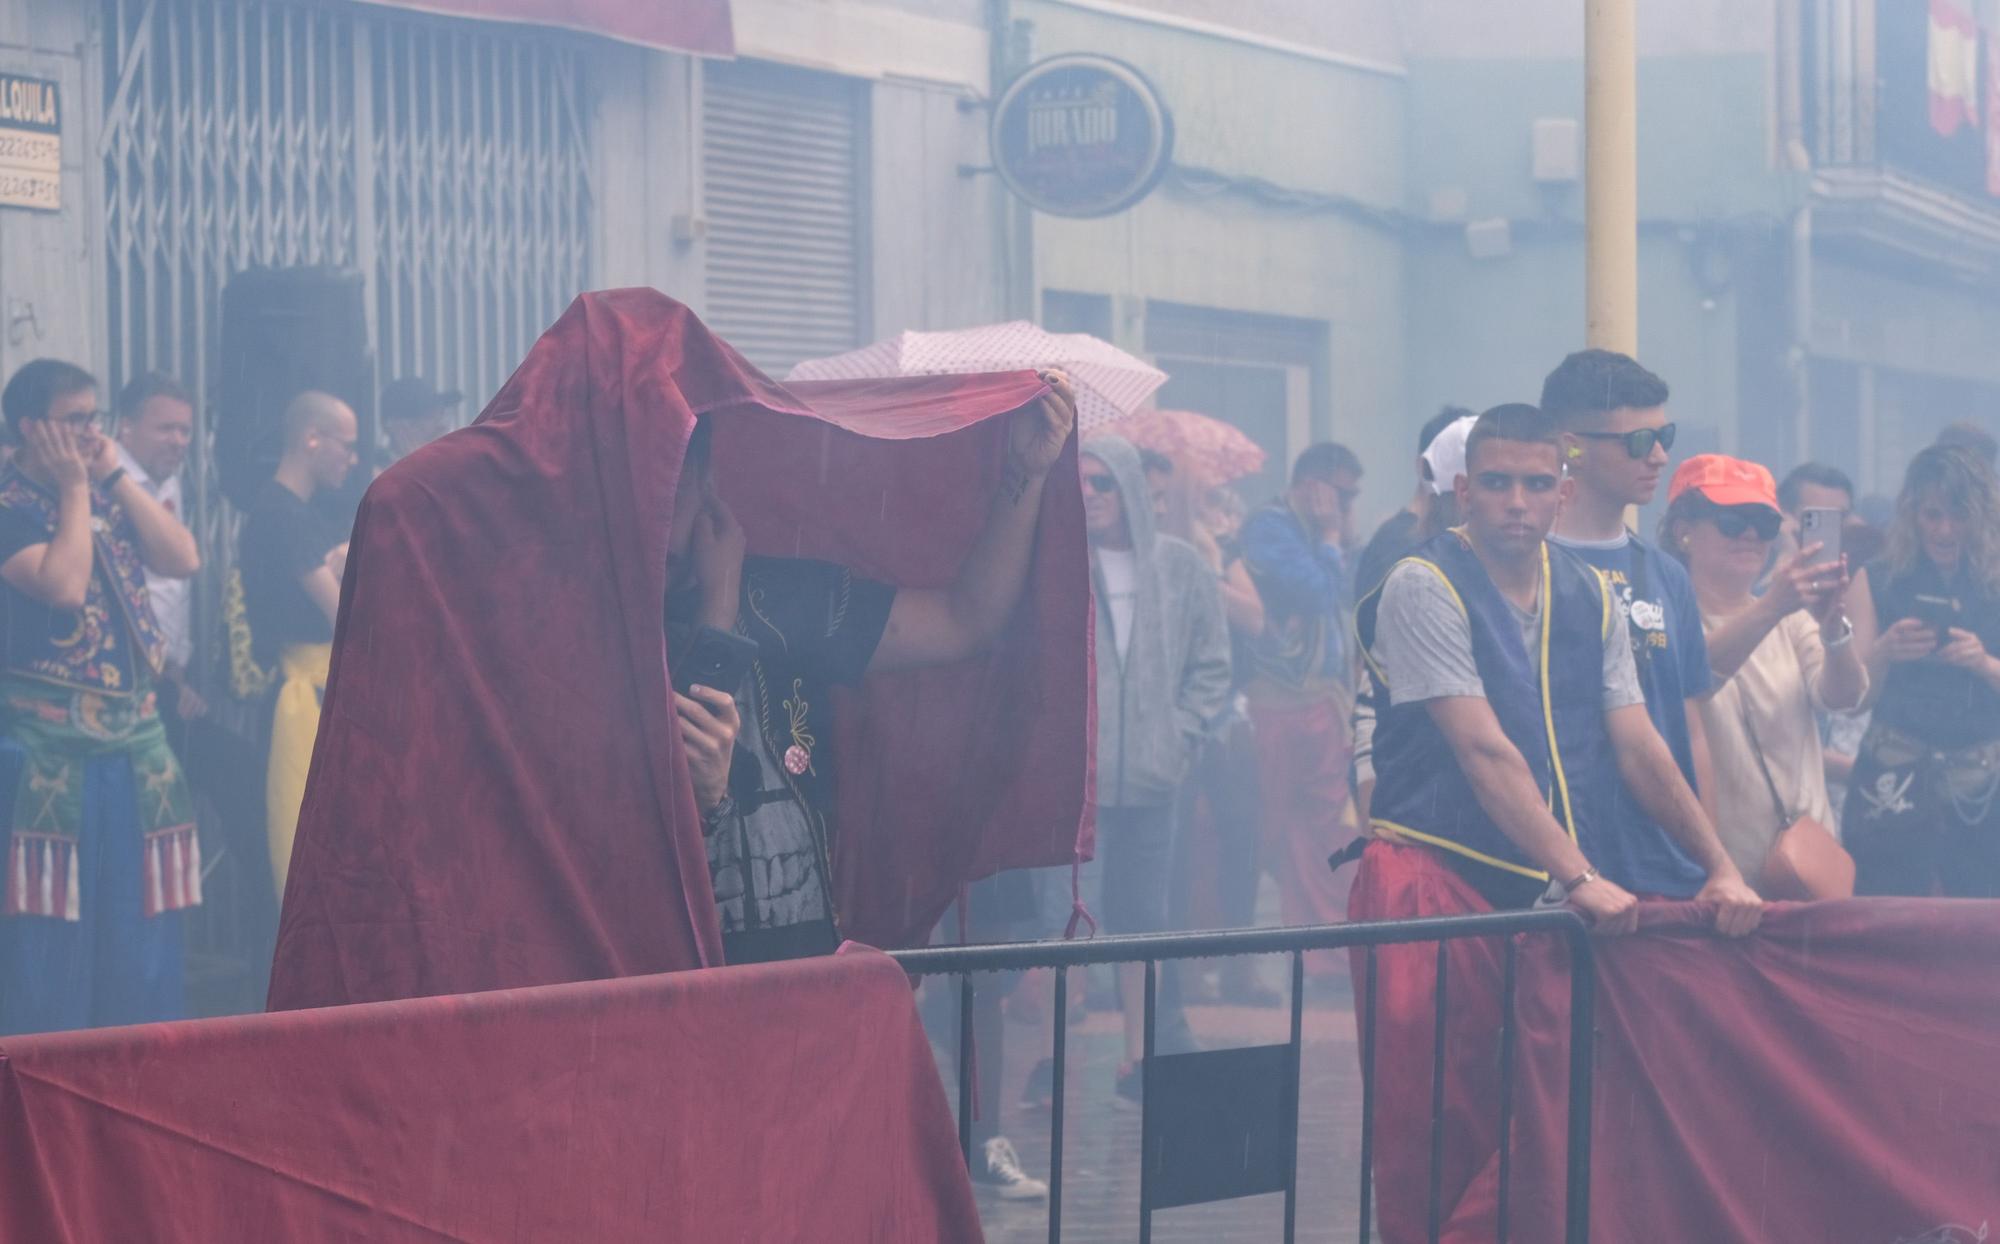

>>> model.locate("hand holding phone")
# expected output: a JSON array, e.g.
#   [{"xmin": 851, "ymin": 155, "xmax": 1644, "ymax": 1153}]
[
  {"xmin": 669, "ymin": 624, "xmax": 760, "ymax": 696},
  {"xmin": 1799, "ymin": 507, "xmax": 1843, "ymax": 566}
]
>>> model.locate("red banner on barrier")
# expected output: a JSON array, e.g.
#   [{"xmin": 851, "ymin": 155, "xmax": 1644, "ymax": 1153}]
[
  {"xmin": 1502, "ymin": 899, "xmax": 2000, "ymax": 1244},
  {"xmin": 0, "ymin": 949, "xmax": 980, "ymax": 1243}
]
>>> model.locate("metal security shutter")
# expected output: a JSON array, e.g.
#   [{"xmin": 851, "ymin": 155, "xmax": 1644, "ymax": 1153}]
[
  {"xmin": 702, "ymin": 60, "xmax": 866, "ymax": 375},
  {"xmin": 101, "ymin": 0, "xmax": 593, "ymax": 437}
]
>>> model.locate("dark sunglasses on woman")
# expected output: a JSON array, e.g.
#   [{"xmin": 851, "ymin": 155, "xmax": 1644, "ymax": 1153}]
[
  {"xmin": 1083, "ymin": 474, "xmax": 1118, "ymax": 494},
  {"xmin": 1711, "ymin": 505, "xmax": 1782, "ymax": 542},
  {"xmin": 1573, "ymin": 421, "xmax": 1677, "ymax": 459}
]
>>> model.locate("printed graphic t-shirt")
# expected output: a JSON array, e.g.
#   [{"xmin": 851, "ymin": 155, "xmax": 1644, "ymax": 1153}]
[{"xmin": 1548, "ymin": 530, "xmax": 1710, "ymax": 898}]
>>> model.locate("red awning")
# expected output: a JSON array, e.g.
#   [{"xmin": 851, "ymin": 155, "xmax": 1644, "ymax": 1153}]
[{"xmin": 358, "ymin": 0, "xmax": 733, "ymax": 56}]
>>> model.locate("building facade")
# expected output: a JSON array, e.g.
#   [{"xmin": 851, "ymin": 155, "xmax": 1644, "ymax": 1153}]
[
  {"xmin": 1401, "ymin": 0, "xmax": 2000, "ymax": 503},
  {"xmin": 5, "ymin": 0, "xmax": 2000, "ymax": 568}
]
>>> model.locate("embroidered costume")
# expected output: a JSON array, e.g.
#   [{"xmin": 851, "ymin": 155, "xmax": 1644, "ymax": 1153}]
[
  {"xmin": 0, "ymin": 464, "xmax": 199, "ymax": 1034},
  {"xmin": 671, "ymin": 556, "xmax": 894, "ymax": 965}
]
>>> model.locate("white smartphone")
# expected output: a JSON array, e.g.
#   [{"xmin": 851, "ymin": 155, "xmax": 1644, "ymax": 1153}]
[{"xmin": 1800, "ymin": 507, "xmax": 1843, "ymax": 566}]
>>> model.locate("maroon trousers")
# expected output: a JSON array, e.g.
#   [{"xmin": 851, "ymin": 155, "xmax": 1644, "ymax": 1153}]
[
  {"xmin": 1250, "ymin": 693, "xmax": 1355, "ymax": 970},
  {"xmin": 1346, "ymin": 840, "xmax": 1513, "ymax": 1244}
]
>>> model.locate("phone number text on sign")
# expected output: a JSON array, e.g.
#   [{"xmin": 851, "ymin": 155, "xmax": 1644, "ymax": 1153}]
[
  {"xmin": 0, "ymin": 171, "xmax": 58, "ymax": 211},
  {"xmin": 0, "ymin": 73, "xmax": 60, "ymax": 212}
]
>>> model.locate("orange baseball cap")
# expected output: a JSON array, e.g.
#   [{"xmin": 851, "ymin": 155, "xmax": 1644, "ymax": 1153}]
[{"xmin": 1667, "ymin": 453, "xmax": 1778, "ymax": 510}]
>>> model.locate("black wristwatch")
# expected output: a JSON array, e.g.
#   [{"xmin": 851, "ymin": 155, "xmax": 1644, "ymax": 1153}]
[
  {"xmin": 99, "ymin": 467, "xmax": 128, "ymax": 492},
  {"xmin": 700, "ymin": 794, "xmax": 736, "ymax": 834}
]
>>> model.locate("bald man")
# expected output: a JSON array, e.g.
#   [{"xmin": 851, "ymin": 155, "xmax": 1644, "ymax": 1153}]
[{"xmin": 240, "ymin": 390, "xmax": 359, "ymax": 894}]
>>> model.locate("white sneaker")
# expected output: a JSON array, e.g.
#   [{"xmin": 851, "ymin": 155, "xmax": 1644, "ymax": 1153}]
[{"xmin": 975, "ymin": 1136, "xmax": 1049, "ymax": 1201}]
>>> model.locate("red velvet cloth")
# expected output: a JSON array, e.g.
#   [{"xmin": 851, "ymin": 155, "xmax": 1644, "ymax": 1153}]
[
  {"xmin": 1352, "ymin": 841, "xmax": 2000, "ymax": 1243},
  {"xmin": 716, "ymin": 385, "xmax": 1095, "ymax": 945},
  {"xmin": 357, "ymin": 0, "xmax": 733, "ymax": 55},
  {"xmin": 0, "ymin": 948, "xmax": 983, "ymax": 1243},
  {"xmin": 268, "ymin": 289, "xmax": 1090, "ymax": 1010},
  {"xmin": 1502, "ymin": 898, "xmax": 2000, "ymax": 1243}
]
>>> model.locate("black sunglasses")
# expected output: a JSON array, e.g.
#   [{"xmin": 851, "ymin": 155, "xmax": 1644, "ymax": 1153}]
[
  {"xmin": 1573, "ymin": 422, "xmax": 1677, "ymax": 459},
  {"xmin": 1710, "ymin": 505, "xmax": 1782, "ymax": 541},
  {"xmin": 1083, "ymin": 474, "xmax": 1118, "ymax": 494}
]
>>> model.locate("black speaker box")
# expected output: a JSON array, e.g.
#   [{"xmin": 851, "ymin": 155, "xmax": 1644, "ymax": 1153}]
[{"xmin": 214, "ymin": 265, "xmax": 376, "ymax": 516}]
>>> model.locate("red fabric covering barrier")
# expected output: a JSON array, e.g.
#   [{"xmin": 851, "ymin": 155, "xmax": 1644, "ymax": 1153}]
[
  {"xmin": 1354, "ymin": 843, "xmax": 2000, "ymax": 1243},
  {"xmin": 1503, "ymin": 898, "xmax": 2000, "ymax": 1244},
  {"xmin": 0, "ymin": 948, "xmax": 982, "ymax": 1243},
  {"xmin": 357, "ymin": 0, "xmax": 733, "ymax": 56},
  {"xmin": 269, "ymin": 289, "xmax": 1090, "ymax": 1010}
]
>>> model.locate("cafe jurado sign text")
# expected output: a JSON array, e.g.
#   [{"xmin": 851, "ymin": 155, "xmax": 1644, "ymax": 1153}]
[{"xmin": 991, "ymin": 55, "xmax": 1173, "ymax": 219}]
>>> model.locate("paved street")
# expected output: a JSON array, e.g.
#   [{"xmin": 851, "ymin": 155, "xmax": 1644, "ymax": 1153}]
[{"xmin": 930, "ymin": 960, "xmax": 1375, "ymax": 1243}]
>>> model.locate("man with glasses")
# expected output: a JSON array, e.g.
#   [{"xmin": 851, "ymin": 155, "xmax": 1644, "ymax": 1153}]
[
  {"xmin": 1241, "ymin": 441, "xmax": 1364, "ymax": 946},
  {"xmin": 239, "ymin": 390, "xmax": 358, "ymax": 897},
  {"xmin": 1542, "ymin": 349, "xmax": 1722, "ymax": 903},
  {"xmin": 0, "ymin": 358, "xmax": 203, "ymax": 1033}
]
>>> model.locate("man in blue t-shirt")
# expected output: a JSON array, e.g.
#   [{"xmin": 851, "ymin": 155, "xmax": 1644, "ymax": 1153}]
[{"xmin": 1542, "ymin": 349, "xmax": 1742, "ymax": 900}]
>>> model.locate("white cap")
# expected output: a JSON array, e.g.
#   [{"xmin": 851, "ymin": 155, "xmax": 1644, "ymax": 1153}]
[{"xmin": 1421, "ymin": 414, "xmax": 1479, "ymax": 495}]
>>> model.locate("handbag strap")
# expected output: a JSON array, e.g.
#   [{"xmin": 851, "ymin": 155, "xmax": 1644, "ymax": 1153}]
[{"xmin": 1734, "ymin": 687, "xmax": 1796, "ymax": 829}]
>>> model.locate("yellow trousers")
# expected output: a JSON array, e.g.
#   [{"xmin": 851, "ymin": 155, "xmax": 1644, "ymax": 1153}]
[{"xmin": 267, "ymin": 642, "xmax": 331, "ymax": 898}]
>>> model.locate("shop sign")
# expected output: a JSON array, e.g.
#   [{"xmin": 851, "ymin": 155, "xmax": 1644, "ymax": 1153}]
[
  {"xmin": 991, "ymin": 55, "xmax": 1172, "ymax": 219},
  {"xmin": 0, "ymin": 73, "xmax": 60, "ymax": 212}
]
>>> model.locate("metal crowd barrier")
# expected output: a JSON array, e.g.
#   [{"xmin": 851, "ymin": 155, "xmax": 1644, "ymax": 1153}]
[{"xmin": 890, "ymin": 911, "xmax": 1597, "ymax": 1244}]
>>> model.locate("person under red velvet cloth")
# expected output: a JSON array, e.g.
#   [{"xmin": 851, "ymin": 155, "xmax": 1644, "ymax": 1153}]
[
  {"xmin": 266, "ymin": 290, "xmax": 1092, "ymax": 1011},
  {"xmin": 669, "ymin": 372, "xmax": 1078, "ymax": 967},
  {"xmin": 1351, "ymin": 403, "xmax": 1761, "ymax": 1244}
]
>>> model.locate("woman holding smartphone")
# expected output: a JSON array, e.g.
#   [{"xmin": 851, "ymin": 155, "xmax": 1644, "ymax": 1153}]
[
  {"xmin": 1661, "ymin": 456, "xmax": 1865, "ymax": 894},
  {"xmin": 1843, "ymin": 444, "xmax": 2000, "ymax": 896}
]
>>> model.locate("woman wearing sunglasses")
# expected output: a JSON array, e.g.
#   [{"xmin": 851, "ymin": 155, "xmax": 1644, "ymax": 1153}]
[
  {"xmin": 1841, "ymin": 445, "xmax": 2000, "ymax": 896},
  {"xmin": 1661, "ymin": 455, "xmax": 1865, "ymax": 895}
]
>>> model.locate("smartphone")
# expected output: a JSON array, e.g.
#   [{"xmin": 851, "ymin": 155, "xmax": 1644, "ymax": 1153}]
[
  {"xmin": 1910, "ymin": 593, "xmax": 1960, "ymax": 640},
  {"xmin": 668, "ymin": 624, "xmax": 760, "ymax": 696},
  {"xmin": 1799, "ymin": 507, "xmax": 1843, "ymax": 566}
]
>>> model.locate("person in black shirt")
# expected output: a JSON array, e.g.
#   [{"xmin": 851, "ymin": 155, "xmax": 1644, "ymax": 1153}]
[
  {"xmin": 1354, "ymin": 405, "xmax": 1472, "ymax": 599},
  {"xmin": 238, "ymin": 391, "xmax": 358, "ymax": 896},
  {"xmin": 668, "ymin": 373, "xmax": 1078, "ymax": 968},
  {"xmin": 1845, "ymin": 444, "xmax": 2000, "ymax": 896}
]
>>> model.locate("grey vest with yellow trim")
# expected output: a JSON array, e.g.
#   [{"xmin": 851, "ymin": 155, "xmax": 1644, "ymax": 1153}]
[{"xmin": 1355, "ymin": 530, "xmax": 1615, "ymax": 881}]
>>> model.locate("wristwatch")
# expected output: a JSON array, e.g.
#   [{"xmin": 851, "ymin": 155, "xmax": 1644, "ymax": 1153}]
[
  {"xmin": 700, "ymin": 794, "xmax": 736, "ymax": 834},
  {"xmin": 1823, "ymin": 615, "xmax": 1855, "ymax": 649},
  {"xmin": 99, "ymin": 467, "xmax": 127, "ymax": 492},
  {"xmin": 1560, "ymin": 865, "xmax": 1600, "ymax": 896}
]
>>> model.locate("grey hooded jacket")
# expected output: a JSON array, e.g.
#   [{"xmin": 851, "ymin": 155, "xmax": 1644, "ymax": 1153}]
[{"xmin": 1084, "ymin": 436, "xmax": 1233, "ymax": 808}]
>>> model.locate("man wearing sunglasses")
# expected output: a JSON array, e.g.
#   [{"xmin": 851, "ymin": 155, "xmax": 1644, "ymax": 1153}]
[{"xmin": 1542, "ymin": 349, "xmax": 1756, "ymax": 920}]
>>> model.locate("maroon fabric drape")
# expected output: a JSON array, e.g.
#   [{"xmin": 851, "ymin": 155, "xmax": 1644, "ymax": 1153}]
[
  {"xmin": 1492, "ymin": 899, "xmax": 2000, "ymax": 1243},
  {"xmin": 356, "ymin": 0, "xmax": 733, "ymax": 55},
  {"xmin": 267, "ymin": 288, "xmax": 1090, "ymax": 1011},
  {"xmin": 0, "ymin": 949, "xmax": 982, "ymax": 1243},
  {"xmin": 716, "ymin": 383, "xmax": 1095, "ymax": 947}
]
